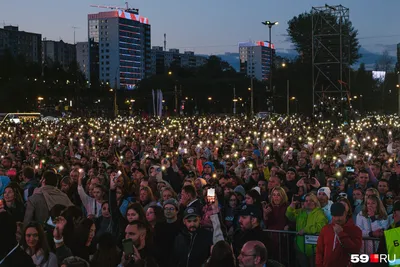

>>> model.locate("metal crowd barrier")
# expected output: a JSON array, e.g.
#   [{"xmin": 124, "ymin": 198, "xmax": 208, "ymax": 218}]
[{"xmin": 263, "ymin": 229, "xmax": 380, "ymax": 267}]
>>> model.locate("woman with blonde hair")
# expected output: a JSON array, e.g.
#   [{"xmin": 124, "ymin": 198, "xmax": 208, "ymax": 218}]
[
  {"xmin": 286, "ymin": 193, "xmax": 328, "ymax": 267},
  {"xmin": 263, "ymin": 186, "xmax": 291, "ymax": 264},
  {"xmin": 356, "ymin": 195, "xmax": 389, "ymax": 254}
]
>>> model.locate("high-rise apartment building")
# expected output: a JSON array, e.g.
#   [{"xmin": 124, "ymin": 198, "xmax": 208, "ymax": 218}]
[
  {"xmin": 42, "ymin": 40, "xmax": 76, "ymax": 69},
  {"xmin": 88, "ymin": 9, "xmax": 151, "ymax": 90},
  {"xmin": 0, "ymin": 26, "xmax": 41, "ymax": 63},
  {"xmin": 239, "ymin": 41, "xmax": 275, "ymax": 81},
  {"xmin": 76, "ymin": 42, "xmax": 89, "ymax": 80}
]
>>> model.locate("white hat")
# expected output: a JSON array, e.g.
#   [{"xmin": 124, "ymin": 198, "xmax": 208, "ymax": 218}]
[
  {"xmin": 317, "ymin": 187, "xmax": 331, "ymax": 199},
  {"xmin": 252, "ymin": 186, "xmax": 261, "ymax": 195}
]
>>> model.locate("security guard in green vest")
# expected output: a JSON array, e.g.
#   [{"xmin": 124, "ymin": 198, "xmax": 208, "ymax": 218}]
[{"xmin": 378, "ymin": 201, "xmax": 400, "ymax": 267}]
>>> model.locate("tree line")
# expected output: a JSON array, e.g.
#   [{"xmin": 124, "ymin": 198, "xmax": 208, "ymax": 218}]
[{"xmin": 0, "ymin": 9, "xmax": 398, "ymax": 115}]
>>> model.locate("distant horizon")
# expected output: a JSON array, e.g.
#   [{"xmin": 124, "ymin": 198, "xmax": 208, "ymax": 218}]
[{"xmin": 1, "ymin": 0, "xmax": 400, "ymax": 57}]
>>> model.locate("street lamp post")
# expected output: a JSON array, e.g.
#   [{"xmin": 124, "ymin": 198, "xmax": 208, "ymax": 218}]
[
  {"xmin": 168, "ymin": 71, "xmax": 179, "ymax": 115},
  {"xmin": 262, "ymin": 20, "xmax": 278, "ymax": 112},
  {"xmin": 233, "ymin": 85, "xmax": 236, "ymax": 115},
  {"xmin": 281, "ymin": 63, "xmax": 290, "ymax": 115}
]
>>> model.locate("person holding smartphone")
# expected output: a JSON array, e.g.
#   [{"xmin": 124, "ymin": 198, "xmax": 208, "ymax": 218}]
[{"xmin": 118, "ymin": 221, "xmax": 158, "ymax": 267}]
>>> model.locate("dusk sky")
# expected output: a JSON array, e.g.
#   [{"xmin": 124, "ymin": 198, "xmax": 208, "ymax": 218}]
[{"xmin": 1, "ymin": 0, "xmax": 400, "ymax": 56}]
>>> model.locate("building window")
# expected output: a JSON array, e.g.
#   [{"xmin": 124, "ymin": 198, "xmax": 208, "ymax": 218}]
[
  {"xmin": 106, "ymin": 43, "xmax": 109, "ymax": 47},
  {"xmin": 106, "ymin": 61, "xmax": 110, "ymax": 65}
]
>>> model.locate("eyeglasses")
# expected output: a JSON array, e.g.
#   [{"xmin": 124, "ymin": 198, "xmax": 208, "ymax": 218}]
[
  {"xmin": 240, "ymin": 252, "xmax": 256, "ymax": 257},
  {"xmin": 251, "ymin": 173, "xmax": 258, "ymax": 175},
  {"xmin": 386, "ymin": 195, "xmax": 393, "ymax": 199},
  {"xmin": 164, "ymin": 207, "xmax": 175, "ymax": 211}
]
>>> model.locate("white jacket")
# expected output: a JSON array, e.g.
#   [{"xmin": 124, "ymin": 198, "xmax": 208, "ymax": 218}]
[{"xmin": 356, "ymin": 211, "xmax": 389, "ymax": 254}]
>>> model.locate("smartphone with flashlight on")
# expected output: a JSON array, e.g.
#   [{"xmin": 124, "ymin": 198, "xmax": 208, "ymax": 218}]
[
  {"xmin": 114, "ymin": 170, "xmax": 122, "ymax": 181},
  {"xmin": 207, "ymin": 188, "xmax": 216, "ymax": 204}
]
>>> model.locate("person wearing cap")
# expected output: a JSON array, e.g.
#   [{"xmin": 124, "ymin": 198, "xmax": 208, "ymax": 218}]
[
  {"xmin": 172, "ymin": 204, "xmax": 221, "ymax": 267},
  {"xmin": 377, "ymin": 201, "xmax": 400, "ymax": 266},
  {"xmin": 317, "ymin": 187, "xmax": 333, "ymax": 223},
  {"xmin": 316, "ymin": 202, "xmax": 362, "ymax": 267},
  {"xmin": 232, "ymin": 204, "xmax": 269, "ymax": 259},
  {"xmin": 154, "ymin": 198, "xmax": 181, "ymax": 267}
]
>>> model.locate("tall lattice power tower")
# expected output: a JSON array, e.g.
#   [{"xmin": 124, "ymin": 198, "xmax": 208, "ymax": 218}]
[{"xmin": 312, "ymin": 4, "xmax": 351, "ymax": 114}]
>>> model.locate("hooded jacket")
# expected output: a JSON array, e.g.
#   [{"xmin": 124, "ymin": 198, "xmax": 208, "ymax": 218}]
[
  {"xmin": 315, "ymin": 218, "xmax": 362, "ymax": 267},
  {"xmin": 24, "ymin": 185, "xmax": 73, "ymax": 227},
  {"xmin": 286, "ymin": 206, "xmax": 328, "ymax": 256}
]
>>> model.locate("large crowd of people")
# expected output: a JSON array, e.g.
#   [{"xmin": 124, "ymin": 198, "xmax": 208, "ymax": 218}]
[{"xmin": 0, "ymin": 114, "xmax": 400, "ymax": 267}]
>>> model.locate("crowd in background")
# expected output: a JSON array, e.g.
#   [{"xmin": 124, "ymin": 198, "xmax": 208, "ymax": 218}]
[{"xmin": 0, "ymin": 115, "xmax": 400, "ymax": 267}]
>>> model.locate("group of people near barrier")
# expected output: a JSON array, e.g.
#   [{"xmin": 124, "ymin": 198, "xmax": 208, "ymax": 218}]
[{"xmin": 0, "ymin": 115, "xmax": 400, "ymax": 267}]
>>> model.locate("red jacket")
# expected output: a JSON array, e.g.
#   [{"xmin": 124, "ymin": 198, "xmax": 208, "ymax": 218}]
[{"xmin": 315, "ymin": 218, "xmax": 362, "ymax": 267}]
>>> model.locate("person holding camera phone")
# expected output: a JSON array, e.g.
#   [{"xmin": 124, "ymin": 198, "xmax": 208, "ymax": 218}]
[{"xmin": 119, "ymin": 220, "xmax": 157, "ymax": 267}]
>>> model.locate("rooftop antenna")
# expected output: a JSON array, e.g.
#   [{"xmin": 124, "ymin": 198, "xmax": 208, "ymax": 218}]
[{"xmin": 164, "ymin": 33, "xmax": 167, "ymax": 51}]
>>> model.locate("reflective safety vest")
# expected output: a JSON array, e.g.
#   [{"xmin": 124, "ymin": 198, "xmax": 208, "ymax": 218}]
[{"xmin": 384, "ymin": 227, "xmax": 400, "ymax": 267}]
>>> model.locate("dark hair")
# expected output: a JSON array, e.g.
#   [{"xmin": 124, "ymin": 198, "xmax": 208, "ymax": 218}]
[
  {"xmin": 61, "ymin": 206, "xmax": 84, "ymax": 248},
  {"xmin": 126, "ymin": 202, "xmax": 147, "ymax": 222},
  {"xmin": 71, "ymin": 218, "xmax": 95, "ymax": 258},
  {"xmin": 61, "ymin": 256, "xmax": 90, "ymax": 267},
  {"xmin": 205, "ymin": 240, "xmax": 236, "ymax": 267},
  {"xmin": 4, "ymin": 182, "xmax": 23, "ymax": 204},
  {"xmin": 359, "ymin": 169, "xmax": 369, "ymax": 175},
  {"xmin": 23, "ymin": 167, "xmax": 35, "ymax": 180},
  {"xmin": 90, "ymin": 233, "xmax": 120, "ymax": 267},
  {"xmin": 182, "ymin": 184, "xmax": 197, "ymax": 198},
  {"xmin": 49, "ymin": 204, "xmax": 67, "ymax": 220},
  {"xmin": 246, "ymin": 189, "xmax": 262, "ymax": 206},
  {"xmin": 42, "ymin": 170, "xmax": 58, "ymax": 187},
  {"xmin": 147, "ymin": 205, "xmax": 165, "ymax": 225},
  {"xmin": 128, "ymin": 220, "xmax": 153, "ymax": 246},
  {"xmin": 22, "ymin": 222, "xmax": 51, "ymax": 262}
]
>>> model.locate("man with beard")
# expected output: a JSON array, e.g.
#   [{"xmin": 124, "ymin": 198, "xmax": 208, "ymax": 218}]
[
  {"xmin": 172, "ymin": 207, "xmax": 213, "ymax": 267},
  {"xmin": 233, "ymin": 204, "xmax": 269, "ymax": 259},
  {"xmin": 315, "ymin": 202, "xmax": 362, "ymax": 267},
  {"xmin": 119, "ymin": 220, "xmax": 157, "ymax": 267}
]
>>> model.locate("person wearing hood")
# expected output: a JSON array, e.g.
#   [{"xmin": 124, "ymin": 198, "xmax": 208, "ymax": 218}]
[
  {"xmin": 24, "ymin": 171, "xmax": 73, "ymax": 228},
  {"xmin": 317, "ymin": 187, "xmax": 333, "ymax": 223},
  {"xmin": 202, "ymin": 162, "xmax": 215, "ymax": 177},
  {"xmin": 316, "ymin": 202, "xmax": 362, "ymax": 267}
]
